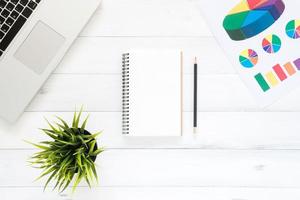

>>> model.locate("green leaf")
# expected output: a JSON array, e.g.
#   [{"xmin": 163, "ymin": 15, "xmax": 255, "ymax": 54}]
[
  {"xmin": 84, "ymin": 169, "xmax": 91, "ymax": 188},
  {"xmin": 43, "ymin": 169, "xmax": 58, "ymax": 191},
  {"xmin": 45, "ymin": 118, "xmax": 59, "ymax": 133},
  {"xmin": 84, "ymin": 161, "xmax": 94, "ymax": 184},
  {"xmin": 74, "ymin": 106, "xmax": 83, "ymax": 128},
  {"xmin": 82, "ymin": 132, "xmax": 101, "ymax": 140},
  {"xmin": 72, "ymin": 110, "xmax": 77, "ymax": 128},
  {"xmin": 64, "ymin": 128, "xmax": 75, "ymax": 138},
  {"xmin": 40, "ymin": 129, "xmax": 56, "ymax": 135},
  {"xmin": 58, "ymin": 177, "xmax": 67, "ymax": 192},
  {"xmin": 88, "ymin": 140, "xmax": 96, "ymax": 155},
  {"xmin": 72, "ymin": 171, "xmax": 83, "ymax": 193},
  {"xmin": 90, "ymin": 148, "xmax": 104, "ymax": 156},
  {"xmin": 53, "ymin": 173, "xmax": 64, "ymax": 191},
  {"xmin": 60, "ymin": 171, "xmax": 74, "ymax": 193},
  {"xmin": 55, "ymin": 123, "xmax": 67, "ymax": 132},
  {"xmin": 78, "ymin": 135, "xmax": 88, "ymax": 149},
  {"xmin": 42, "ymin": 130, "xmax": 58, "ymax": 140},
  {"xmin": 60, "ymin": 154, "xmax": 73, "ymax": 171},
  {"xmin": 35, "ymin": 166, "xmax": 56, "ymax": 181},
  {"xmin": 89, "ymin": 161, "xmax": 98, "ymax": 183},
  {"xmin": 55, "ymin": 116, "xmax": 69, "ymax": 129},
  {"xmin": 76, "ymin": 154, "xmax": 83, "ymax": 170},
  {"xmin": 80, "ymin": 114, "xmax": 90, "ymax": 132},
  {"xmin": 54, "ymin": 138, "xmax": 79, "ymax": 146},
  {"xmin": 26, "ymin": 141, "xmax": 49, "ymax": 150}
]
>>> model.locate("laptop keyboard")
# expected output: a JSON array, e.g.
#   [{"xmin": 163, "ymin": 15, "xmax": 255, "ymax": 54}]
[{"xmin": 0, "ymin": 0, "xmax": 41, "ymax": 57}]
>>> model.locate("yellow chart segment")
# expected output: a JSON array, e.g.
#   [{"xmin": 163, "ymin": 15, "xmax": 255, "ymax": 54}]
[
  {"xmin": 265, "ymin": 34, "xmax": 273, "ymax": 41},
  {"xmin": 229, "ymin": 0, "xmax": 250, "ymax": 15},
  {"xmin": 295, "ymin": 20, "xmax": 300, "ymax": 27},
  {"xmin": 265, "ymin": 71, "xmax": 279, "ymax": 86},
  {"xmin": 240, "ymin": 49, "xmax": 250, "ymax": 57},
  {"xmin": 229, "ymin": 0, "xmax": 271, "ymax": 15}
]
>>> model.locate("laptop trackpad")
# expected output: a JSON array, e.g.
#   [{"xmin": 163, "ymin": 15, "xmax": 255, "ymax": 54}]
[{"xmin": 14, "ymin": 21, "xmax": 65, "ymax": 74}]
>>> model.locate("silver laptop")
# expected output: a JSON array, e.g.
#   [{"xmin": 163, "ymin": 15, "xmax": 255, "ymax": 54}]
[{"xmin": 0, "ymin": 0, "xmax": 102, "ymax": 122}]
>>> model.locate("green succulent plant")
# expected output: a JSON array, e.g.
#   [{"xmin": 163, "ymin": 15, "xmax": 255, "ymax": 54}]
[{"xmin": 27, "ymin": 108, "xmax": 104, "ymax": 193}]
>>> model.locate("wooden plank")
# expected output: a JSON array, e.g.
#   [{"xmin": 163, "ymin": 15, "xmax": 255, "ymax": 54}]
[
  {"xmin": 23, "ymin": 74, "xmax": 300, "ymax": 112},
  {"xmin": 57, "ymin": 37, "xmax": 233, "ymax": 75},
  {"xmin": 1, "ymin": 112, "xmax": 300, "ymax": 149},
  {"xmin": 80, "ymin": 0, "xmax": 211, "ymax": 37},
  {"xmin": 1, "ymin": 149, "xmax": 300, "ymax": 187},
  {"xmin": 2, "ymin": 187, "xmax": 300, "ymax": 200}
]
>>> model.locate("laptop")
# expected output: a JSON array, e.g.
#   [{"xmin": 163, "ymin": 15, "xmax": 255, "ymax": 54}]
[{"xmin": 0, "ymin": 0, "xmax": 102, "ymax": 122}]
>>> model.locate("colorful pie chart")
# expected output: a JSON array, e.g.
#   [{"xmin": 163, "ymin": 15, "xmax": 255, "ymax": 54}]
[
  {"xmin": 262, "ymin": 34, "xmax": 281, "ymax": 53},
  {"xmin": 239, "ymin": 49, "xmax": 258, "ymax": 68},
  {"xmin": 223, "ymin": 0, "xmax": 285, "ymax": 41},
  {"xmin": 286, "ymin": 19, "xmax": 300, "ymax": 39}
]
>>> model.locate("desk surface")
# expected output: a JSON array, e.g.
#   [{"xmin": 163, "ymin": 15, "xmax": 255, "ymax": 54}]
[{"xmin": 1, "ymin": 0, "xmax": 300, "ymax": 199}]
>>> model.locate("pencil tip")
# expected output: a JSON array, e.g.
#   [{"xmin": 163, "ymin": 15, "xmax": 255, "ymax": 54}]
[{"xmin": 194, "ymin": 57, "xmax": 197, "ymax": 64}]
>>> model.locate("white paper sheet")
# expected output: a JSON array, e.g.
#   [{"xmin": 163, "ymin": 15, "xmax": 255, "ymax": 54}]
[
  {"xmin": 199, "ymin": 0, "xmax": 300, "ymax": 106},
  {"xmin": 127, "ymin": 49, "xmax": 182, "ymax": 136}
]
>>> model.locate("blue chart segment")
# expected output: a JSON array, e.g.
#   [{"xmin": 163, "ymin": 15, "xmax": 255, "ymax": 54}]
[{"xmin": 223, "ymin": 0, "xmax": 285, "ymax": 41}]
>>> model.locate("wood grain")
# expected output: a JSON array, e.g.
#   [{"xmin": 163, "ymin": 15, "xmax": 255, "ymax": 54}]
[
  {"xmin": 1, "ymin": 149, "xmax": 300, "ymax": 187},
  {"xmin": 21, "ymin": 74, "xmax": 300, "ymax": 112},
  {"xmin": 81, "ymin": 0, "xmax": 211, "ymax": 37},
  {"xmin": 1, "ymin": 112, "xmax": 300, "ymax": 149},
  {"xmin": 56, "ymin": 37, "xmax": 233, "ymax": 75},
  {"xmin": 3, "ymin": 187, "xmax": 300, "ymax": 200}
]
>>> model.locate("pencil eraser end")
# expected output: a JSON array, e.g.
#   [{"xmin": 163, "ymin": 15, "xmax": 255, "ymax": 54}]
[{"xmin": 193, "ymin": 127, "xmax": 199, "ymax": 134}]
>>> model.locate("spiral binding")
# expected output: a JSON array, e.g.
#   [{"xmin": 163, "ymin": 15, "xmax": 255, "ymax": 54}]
[{"xmin": 122, "ymin": 53, "xmax": 130, "ymax": 134}]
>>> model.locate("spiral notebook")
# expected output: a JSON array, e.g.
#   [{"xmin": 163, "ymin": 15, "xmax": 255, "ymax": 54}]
[{"xmin": 122, "ymin": 49, "xmax": 183, "ymax": 136}]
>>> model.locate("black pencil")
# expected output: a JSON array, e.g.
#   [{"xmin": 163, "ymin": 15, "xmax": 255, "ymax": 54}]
[{"xmin": 193, "ymin": 57, "xmax": 198, "ymax": 133}]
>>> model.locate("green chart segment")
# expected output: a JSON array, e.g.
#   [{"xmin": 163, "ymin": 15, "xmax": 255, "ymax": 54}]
[{"xmin": 223, "ymin": 0, "xmax": 285, "ymax": 41}]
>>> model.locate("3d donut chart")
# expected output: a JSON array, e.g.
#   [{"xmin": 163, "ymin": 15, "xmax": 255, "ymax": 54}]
[{"xmin": 223, "ymin": 0, "xmax": 285, "ymax": 41}]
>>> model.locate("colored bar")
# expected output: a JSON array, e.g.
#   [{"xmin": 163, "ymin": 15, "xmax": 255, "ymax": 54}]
[
  {"xmin": 255, "ymin": 73, "xmax": 270, "ymax": 92},
  {"xmin": 265, "ymin": 71, "xmax": 279, "ymax": 86},
  {"xmin": 273, "ymin": 64, "xmax": 287, "ymax": 81},
  {"xmin": 283, "ymin": 62, "xmax": 296, "ymax": 76},
  {"xmin": 293, "ymin": 58, "xmax": 300, "ymax": 70}
]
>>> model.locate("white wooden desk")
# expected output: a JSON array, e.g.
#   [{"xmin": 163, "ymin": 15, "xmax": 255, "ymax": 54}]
[{"xmin": 1, "ymin": 0, "xmax": 300, "ymax": 199}]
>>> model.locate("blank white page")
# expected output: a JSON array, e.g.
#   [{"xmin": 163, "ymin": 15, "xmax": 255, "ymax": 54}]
[{"xmin": 128, "ymin": 49, "xmax": 182, "ymax": 136}]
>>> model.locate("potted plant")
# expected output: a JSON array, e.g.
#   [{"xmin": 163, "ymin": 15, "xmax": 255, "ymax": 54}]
[{"xmin": 27, "ymin": 108, "xmax": 104, "ymax": 193}]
